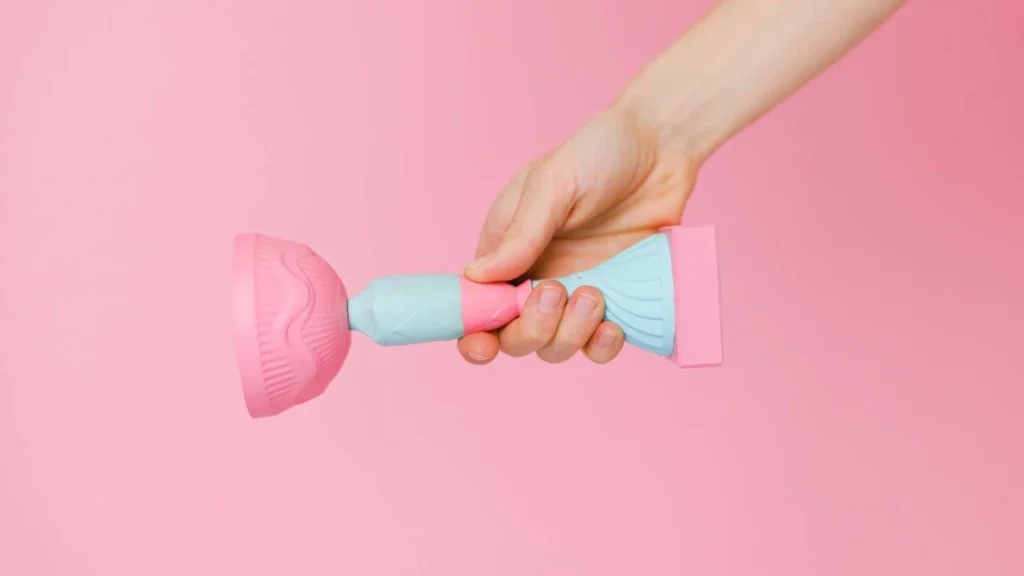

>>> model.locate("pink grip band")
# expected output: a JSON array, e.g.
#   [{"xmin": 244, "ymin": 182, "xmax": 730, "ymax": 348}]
[{"xmin": 459, "ymin": 278, "xmax": 533, "ymax": 334}]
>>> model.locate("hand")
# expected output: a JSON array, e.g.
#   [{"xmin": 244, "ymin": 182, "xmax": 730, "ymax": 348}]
[
  {"xmin": 456, "ymin": 106, "xmax": 701, "ymax": 365},
  {"xmin": 453, "ymin": 0, "xmax": 906, "ymax": 366}
]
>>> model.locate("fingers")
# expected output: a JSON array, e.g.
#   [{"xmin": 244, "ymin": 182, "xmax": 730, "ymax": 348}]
[
  {"xmin": 497, "ymin": 281, "xmax": 567, "ymax": 357},
  {"xmin": 465, "ymin": 163, "xmax": 575, "ymax": 283},
  {"xmin": 457, "ymin": 331, "xmax": 500, "ymax": 365},
  {"xmin": 583, "ymin": 321, "xmax": 625, "ymax": 364},
  {"xmin": 497, "ymin": 283, "xmax": 626, "ymax": 365},
  {"xmin": 472, "ymin": 169, "xmax": 528, "ymax": 259},
  {"xmin": 535, "ymin": 287, "xmax": 604, "ymax": 364},
  {"xmin": 457, "ymin": 282, "xmax": 626, "ymax": 366}
]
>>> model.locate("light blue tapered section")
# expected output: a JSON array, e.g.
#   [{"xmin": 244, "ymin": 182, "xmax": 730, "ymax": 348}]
[
  {"xmin": 347, "ymin": 274, "xmax": 464, "ymax": 346},
  {"xmin": 538, "ymin": 232, "xmax": 676, "ymax": 357}
]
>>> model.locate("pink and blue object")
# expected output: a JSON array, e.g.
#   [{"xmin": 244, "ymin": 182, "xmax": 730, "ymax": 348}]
[{"xmin": 232, "ymin": 226, "xmax": 724, "ymax": 418}]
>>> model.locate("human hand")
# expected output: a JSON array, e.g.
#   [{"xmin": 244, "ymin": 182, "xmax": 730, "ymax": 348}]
[
  {"xmin": 456, "ymin": 106, "xmax": 701, "ymax": 366},
  {"xmin": 454, "ymin": 0, "xmax": 907, "ymax": 366}
]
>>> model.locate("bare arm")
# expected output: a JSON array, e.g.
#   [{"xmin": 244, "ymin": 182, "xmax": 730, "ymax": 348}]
[{"xmin": 616, "ymin": 0, "xmax": 908, "ymax": 161}]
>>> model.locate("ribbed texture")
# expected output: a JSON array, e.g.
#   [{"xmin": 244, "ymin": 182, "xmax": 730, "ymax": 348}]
[
  {"xmin": 251, "ymin": 235, "xmax": 349, "ymax": 412},
  {"xmin": 553, "ymin": 233, "xmax": 676, "ymax": 357}
]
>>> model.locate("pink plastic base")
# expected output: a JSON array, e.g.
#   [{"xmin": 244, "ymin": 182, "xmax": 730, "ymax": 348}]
[{"xmin": 665, "ymin": 226, "xmax": 723, "ymax": 367}]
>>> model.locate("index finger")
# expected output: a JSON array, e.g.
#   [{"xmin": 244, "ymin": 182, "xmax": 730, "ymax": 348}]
[
  {"xmin": 472, "ymin": 167, "xmax": 528, "ymax": 258},
  {"xmin": 457, "ymin": 169, "xmax": 529, "ymax": 362}
]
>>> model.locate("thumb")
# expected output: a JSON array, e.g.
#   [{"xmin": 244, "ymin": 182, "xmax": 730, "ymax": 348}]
[{"xmin": 465, "ymin": 164, "xmax": 573, "ymax": 283}]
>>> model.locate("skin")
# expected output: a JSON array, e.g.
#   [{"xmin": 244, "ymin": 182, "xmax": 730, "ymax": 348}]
[{"xmin": 457, "ymin": 0, "xmax": 909, "ymax": 366}]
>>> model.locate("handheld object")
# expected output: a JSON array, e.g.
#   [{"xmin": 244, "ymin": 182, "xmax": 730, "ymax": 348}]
[{"xmin": 232, "ymin": 226, "xmax": 723, "ymax": 418}]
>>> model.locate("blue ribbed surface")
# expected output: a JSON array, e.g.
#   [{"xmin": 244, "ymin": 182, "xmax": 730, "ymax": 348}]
[{"xmin": 542, "ymin": 233, "xmax": 676, "ymax": 357}]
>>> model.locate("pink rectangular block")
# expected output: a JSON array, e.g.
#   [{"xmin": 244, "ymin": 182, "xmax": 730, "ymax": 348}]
[{"xmin": 667, "ymin": 226, "xmax": 724, "ymax": 368}]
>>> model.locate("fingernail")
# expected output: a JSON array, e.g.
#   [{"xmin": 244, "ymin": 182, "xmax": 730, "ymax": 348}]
[
  {"xmin": 598, "ymin": 330, "xmax": 617, "ymax": 347},
  {"xmin": 538, "ymin": 286, "xmax": 561, "ymax": 313},
  {"xmin": 467, "ymin": 352, "xmax": 489, "ymax": 362},
  {"xmin": 573, "ymin": 293, "xmax": 598, "ymax": 316}
]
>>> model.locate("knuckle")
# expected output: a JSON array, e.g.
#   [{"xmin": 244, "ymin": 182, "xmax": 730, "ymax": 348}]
[
  {"xmin": 537, "ymin": 347, "xmax": 571, "ymax": 364},
  {"xmin": 520, "ymin": 233, "xmax": 549, "ymax": 256},
  {"xmin": 524, "ymin": 322, "xmax": 555, "ymax": 348},
  {"xmin": 560, "ymin": 323, "xmax": 592, "ymax": 348},
  {"xmin": 544, "ymin": 333, "xmax": 585, "ymax": 363},
  {"xmin": 499, "ymin": 337, "xmax": 530, "ymax": 357},
  {"xmin": 533, "ymin": 158, "xmax": 578, "ymax": 199}
]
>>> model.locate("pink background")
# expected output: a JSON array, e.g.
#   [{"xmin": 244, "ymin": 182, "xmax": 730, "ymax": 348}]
[{"xmin": 2, "ymin": 1, "xmax": 1022, "ymax": 574}]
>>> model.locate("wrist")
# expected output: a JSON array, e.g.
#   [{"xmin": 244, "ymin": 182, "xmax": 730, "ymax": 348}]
[{"xmin": 611, "ymin": 73, "xmax": 721, "ymax": 166}]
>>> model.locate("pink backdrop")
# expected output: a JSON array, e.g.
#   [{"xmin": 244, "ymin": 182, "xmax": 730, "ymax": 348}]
[{"xmin": 2, "ymin": 1, "xmax": 1022, "ymax": 574}]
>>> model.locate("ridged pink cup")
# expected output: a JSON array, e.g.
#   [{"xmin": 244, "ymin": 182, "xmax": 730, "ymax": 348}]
[{"xmin": 232, "ymin": 234, "xmax": 352, "ymax": 418}]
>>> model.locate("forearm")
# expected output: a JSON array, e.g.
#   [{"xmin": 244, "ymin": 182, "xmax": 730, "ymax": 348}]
[{"xmin": 615, "ymin": 0, "xmax": 907, "ymax": 161}]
